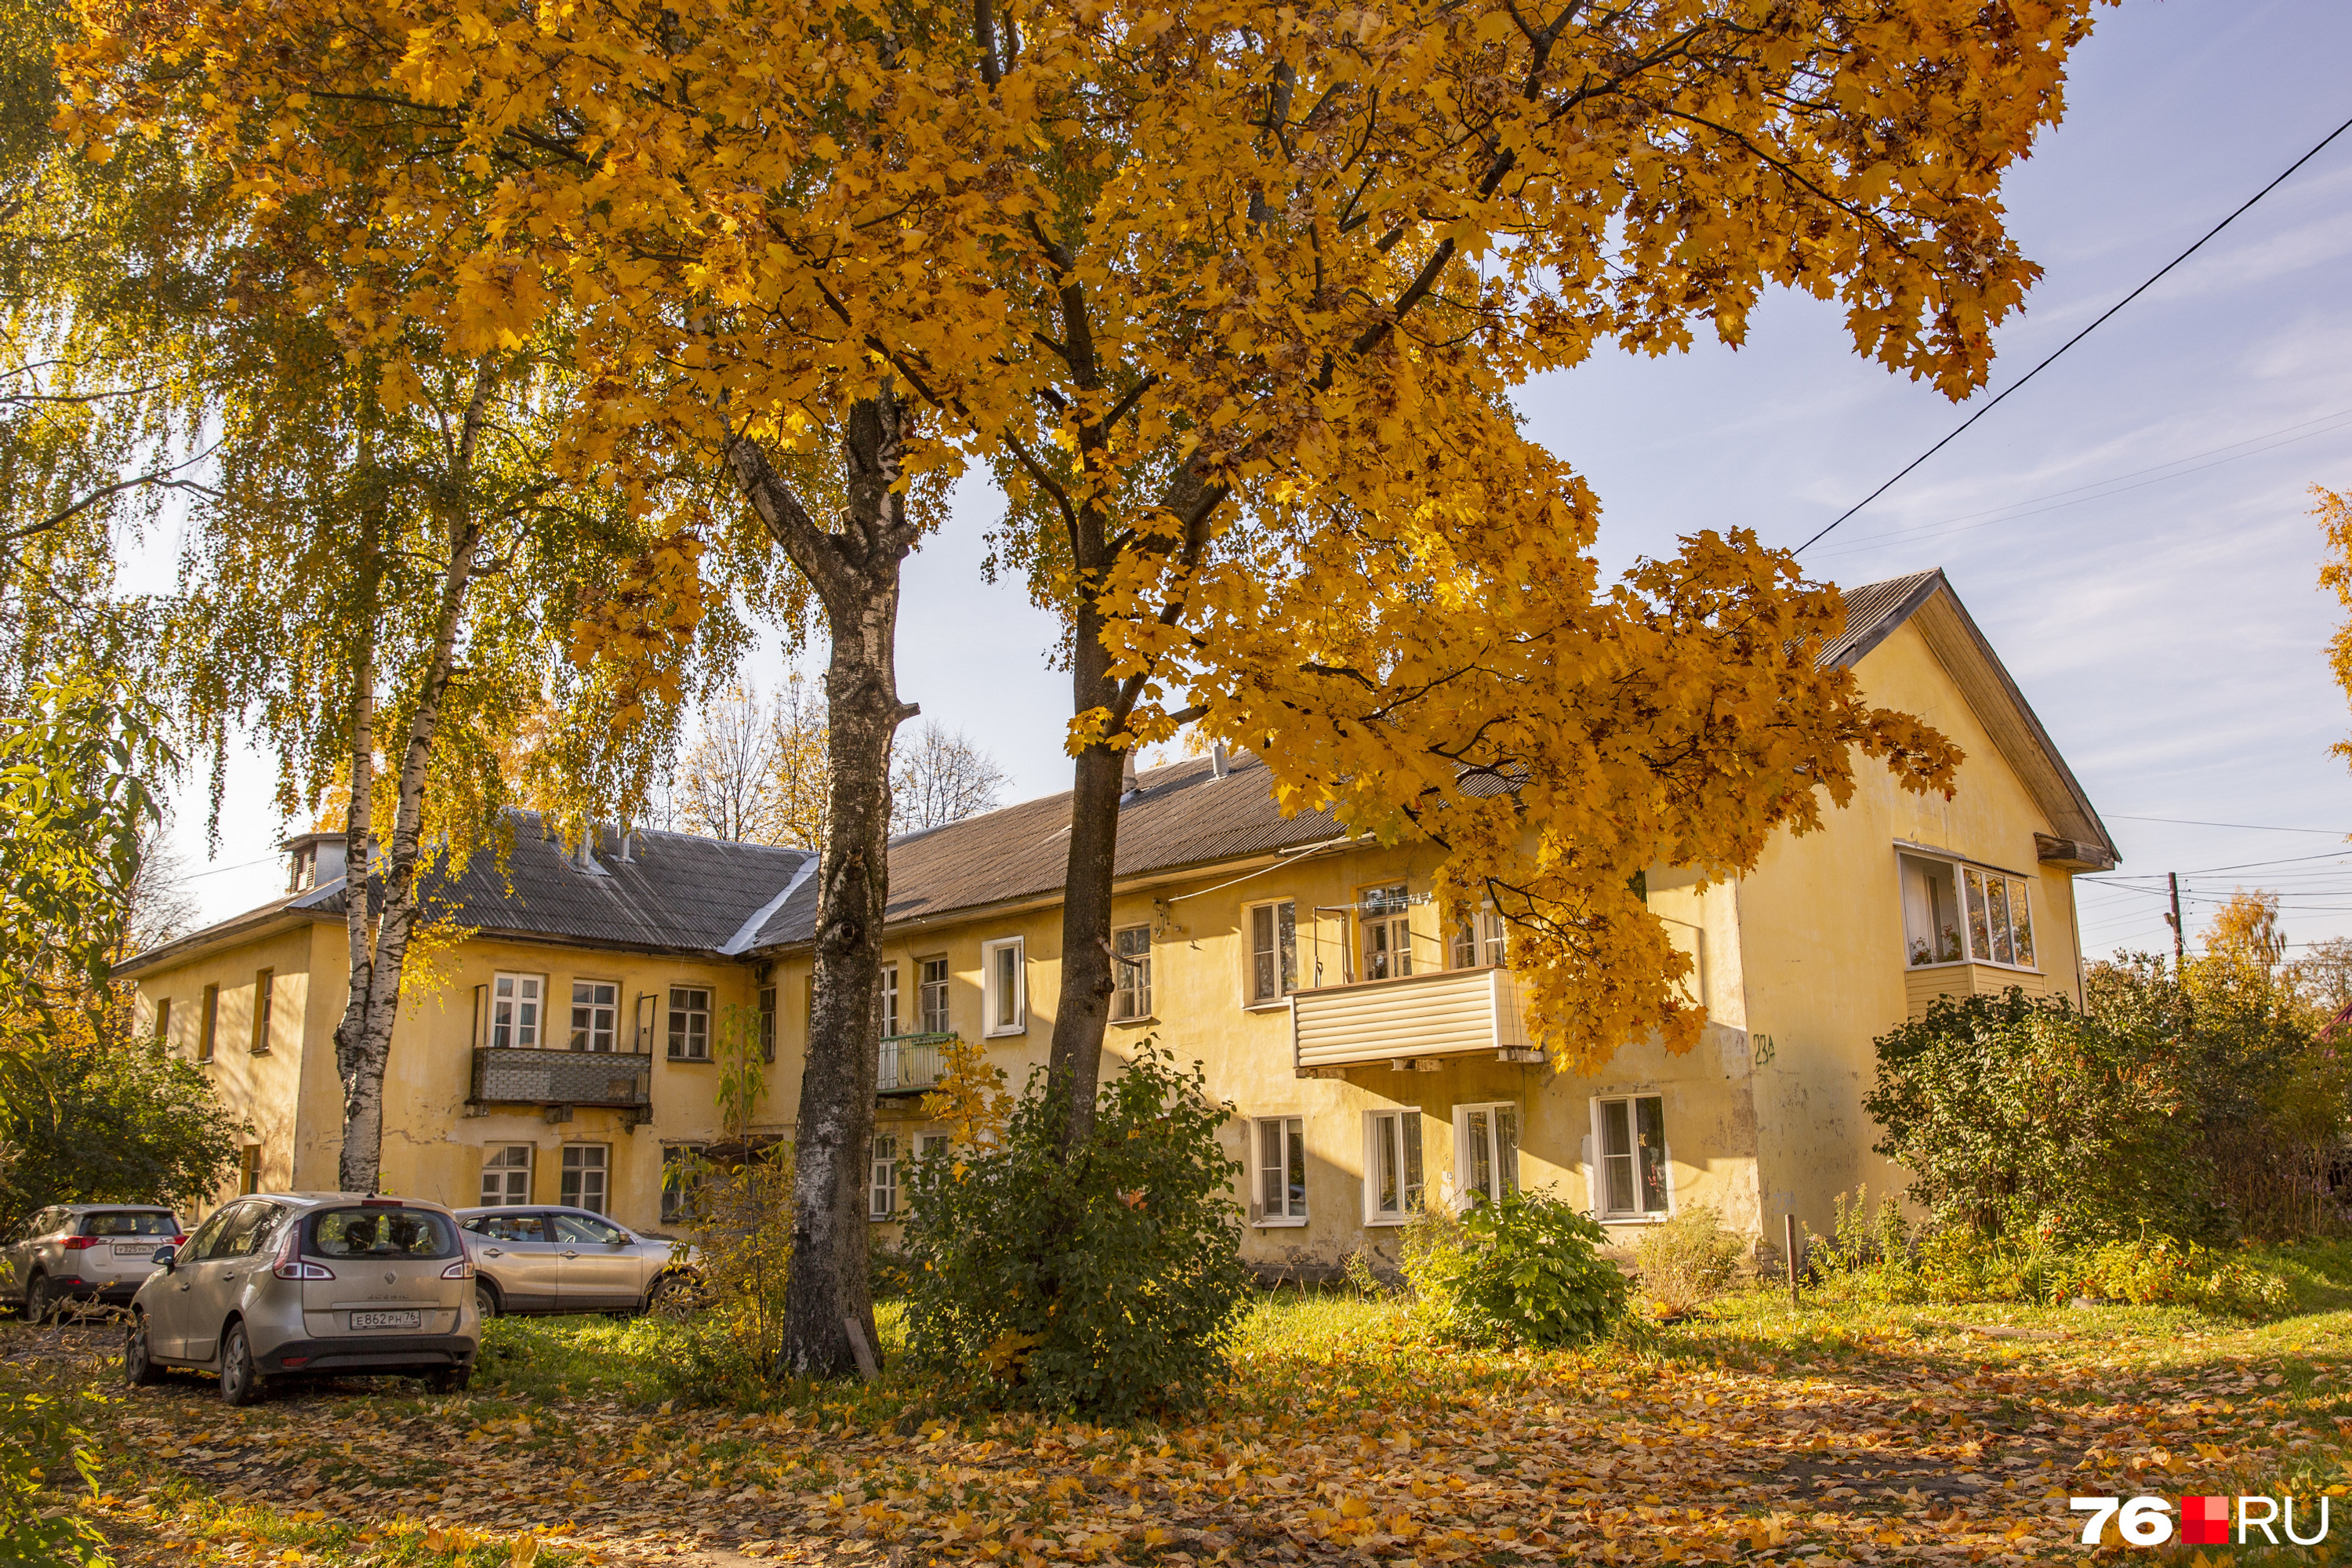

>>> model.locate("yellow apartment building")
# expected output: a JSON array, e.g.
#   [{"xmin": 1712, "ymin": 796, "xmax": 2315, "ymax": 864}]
[{"xmin": 119, "ymin": 569, "xmax": 2118, "ymax": 1275}]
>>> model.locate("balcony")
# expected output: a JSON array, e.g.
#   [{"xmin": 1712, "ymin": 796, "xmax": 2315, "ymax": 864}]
[
  {"xmin": 1291, "ymin": 967, "xmax": 1541, "ymax": 1074},
  {"xmin": 470, "ymin": 1047, "xmax": 652, "ymax": 1116},
  {"xmin": 878, "ymin": 1032, "xmax": 955, "ymax": 1096}
]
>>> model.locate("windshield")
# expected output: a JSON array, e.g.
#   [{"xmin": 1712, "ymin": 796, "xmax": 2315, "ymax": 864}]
[
  {"xmin": 307, "ymin": 1207, "xmax": 460, "ymax": 1261},
  {"xmin": 81, "ymin": 1211, "xmax": 179, "ymax": 1238}
]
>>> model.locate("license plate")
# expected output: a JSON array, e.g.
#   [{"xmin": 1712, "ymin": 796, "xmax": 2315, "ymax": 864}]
[
  {"xmin": 350, "ymin": 1310, "xmax": 420, "ymax": 1331},
  {"xmin": 111, "ymin": 1244, "xmax": 154, "ymax": 1258}
]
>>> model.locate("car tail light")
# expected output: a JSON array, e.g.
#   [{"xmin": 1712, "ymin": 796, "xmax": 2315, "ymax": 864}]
[
  {"xmin": 62, "ymin": 1236, "xmax": 98, "ymax": 1251},
  {"xmin": 441, "ymin": 1257, "xmax": 474, "ymax": 1280},
  {"xmin": 270, "ymin": 1224, "xmax": 333, "ymax": 1281},
  {"xmin": 360, "ymin": 1197, "xmax": 404, "ymax": 1207}
]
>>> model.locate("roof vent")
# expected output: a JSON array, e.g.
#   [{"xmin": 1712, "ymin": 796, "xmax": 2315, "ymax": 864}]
[{"xmin": 1210, "ymin": 744, "xmax": 1229, "ymax": 780}]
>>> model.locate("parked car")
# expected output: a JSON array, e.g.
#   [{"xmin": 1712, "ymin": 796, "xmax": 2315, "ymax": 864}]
[
  {"xmin": 3, "ymin": 1204, "xmax": 184, "ymax": 1321},
  {"xmin": 453, "ymin": 1205, "xmax": 699, "ymax": 1319},
  {"xmin": 125, "ymin": 1192, "xmax": 477, "ymax": 1404}
]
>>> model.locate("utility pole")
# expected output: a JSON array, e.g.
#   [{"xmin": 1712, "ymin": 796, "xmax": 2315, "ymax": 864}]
[{"xmin": 2165, "ymin": 872, "xmax": 2187, "ymax": 973}]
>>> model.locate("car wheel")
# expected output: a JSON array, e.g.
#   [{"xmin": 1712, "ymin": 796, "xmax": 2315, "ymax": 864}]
[
  {"xmin": 125, "ymin": 1312, "xmax": 162, "ymax": 1386},
  {"xmin": 474, "ymin": 1280, "xmax": 500, "ymax": 1321},
  {"xmin": 24, "ymin": 1275, "xmax": 58, "ymax": 1325},
  {"xmin": 644, "ymin": 1274, "xmax": 697, "ymax": 1319},
  {"xmin": 427, "ymin": 1364, "xmax": 471, "ymax": 1395},
  {"xmin": 217, "ymin": 1322, "xmax": 263, "ymax": 1406}
]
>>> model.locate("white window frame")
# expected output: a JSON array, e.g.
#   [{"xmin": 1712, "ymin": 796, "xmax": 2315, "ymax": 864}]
[
  {"xmin": 870, "ymin": 1134, "xmax": 899, "ymax": 1219},
  {"xmin": 981, "ymin": 938, "xmax": 1026, "ymax": 1037},
  {"xmin": 570, "ymin": 979, "xmax": 619, "ymax": 1052},
  {"xmin": 491, "ymin": 972, "xmax": 546, "ymax": 1050},
  {"xmin": 1591, "ymin": 1094, "xmax": 1671, "ymax": 1222},
  {"xmin": 916, "ymin": 1131, "xmax": 949, "ymax": 1161},
  {"xmin": 667, "ymin": 985, "xmax": 712, "ymax": 1060},
  {"xmin": 1359, "ymin": 884, "xmax": 1413, "ymax": 981},
  {"xmin": 917, "ymin": 956, "xmax": 951, "ymax": 1033},
  {"xmin": 1251, "ymin": 1115, "xmax": 1308, "ymax": 1225},
  {"xmin": 1363, "ymin": 1109, "xmax": 1425, "ymax": 1225},
  {"xmin": 480, "ymin": 1144, "xmax": 534, "ymax": 1207},
  {"xmin": 1245, "ymin": 899, "xmax": 1298, "ymax": 1007},
  {"xmin": 1111, "ymin": 924, "xmax": 1152, "ymax": 1021},
  {"xmin": 880, "ymin": 962, "xmax": 900, "ymax": 1037},
  {"xmin": 1898, "ymin": 851, "xmax": 2038, "ymax": 973},
  {"xmin": 1453, "ymin": 1102, "xmax": 1521, "ymax": 1210},
  {"xmin": 560, "ymin": 1143, "xmax": 610, "ymax": 1214},
  {"xmin": 1451, "ymin": 908, "xmax": 1508, "ymax": 970}
]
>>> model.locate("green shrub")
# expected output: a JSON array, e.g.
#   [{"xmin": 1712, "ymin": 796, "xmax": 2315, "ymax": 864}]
[
  {"xmin": 1633, "ymin": 1204, "xmax": 1745, "ymax": 1316},
  {"xmin": 1827, "ymin": 1225, "xmax": 2292, "ymax": 1317},
  {"xmin": 1403, "ymin": 1189, "xmax": 1627, "ymax": 1348},
  {"xmin": 899, "ymin": 1041, "xmax": 1251, "ymax": 1417},
  {"xmin": 1, "ymin": 1386, "xmax": 107, "ymax": 1567}
]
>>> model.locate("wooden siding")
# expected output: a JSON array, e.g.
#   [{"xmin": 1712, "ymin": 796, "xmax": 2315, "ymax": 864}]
[
  {"xmin": 1292, "ymin": 967, "xmax": 1527, "ymax": 1069},
  {"xmin": 1904, "ymin": 961, "xmax": 2053, "ymax": 1019}
]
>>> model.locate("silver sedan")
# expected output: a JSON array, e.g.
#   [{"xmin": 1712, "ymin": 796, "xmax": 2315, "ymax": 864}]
[{"xmin": 453, "ymin": 1206, "xmax": 699, "ymax": 1318}]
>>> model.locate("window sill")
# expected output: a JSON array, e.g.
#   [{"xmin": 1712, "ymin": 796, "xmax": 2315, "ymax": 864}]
[
  {"xmin": 982, "ymin": 1027, "xmax": 1027, "ymax": 1040},
  {"xmin": 1243, "ymin": 998, "xmax": 1294, "ymax": 1012},
  {"xmin": 666, "ymin": 1055, "xmax": 713, "ymax": 1065},
  {"xmin": 1363, "ymin": 1217, "xmax": 1412, "ymax": 1229},
  {"xmin": 1599, "ymin": 1212, "xmax": 1674, "ymax": 1226},
  {"xmin": 1252, "ymin": 1218, "xmax": 1308, "ymax": 1229},
  {"xmin": 1109, "ymin": 1014, "xmax": 1158, "ymax": 1028},
  {"xmin": 1905, "ymin": 959, "xmax": 2042, "ymax": 976},
  {"xmin": 248, "ymin": 1049, "xmax": 272, "ymax": 1057}
]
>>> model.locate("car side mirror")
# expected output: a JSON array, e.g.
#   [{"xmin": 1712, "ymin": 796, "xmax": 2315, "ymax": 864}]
[{"xmin": 151, "ymin": 1246, "xmax": 176, "ymax": 1271}]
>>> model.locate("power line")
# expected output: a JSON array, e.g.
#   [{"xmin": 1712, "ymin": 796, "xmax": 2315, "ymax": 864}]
[
  {"xmin": 2106, "ymin": 813, "xmax": 2352, "ymax": 836},
  {"xmin": 1795, "ymin": 109, "xmax": 2352, "ymax": 555}
]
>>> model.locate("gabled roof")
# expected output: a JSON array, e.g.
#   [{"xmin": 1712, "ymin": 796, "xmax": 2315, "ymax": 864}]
[
  {"xmin": 1828, "ymin": 569, "xmax": 2118, "ymax": 866},
  {"xmin": 748, "ymin": 751, "xmax": 1344, "ymax": 949},
  {"xmin": 115, "ymin": 815, "xmax": 816, "ymax": 975}
]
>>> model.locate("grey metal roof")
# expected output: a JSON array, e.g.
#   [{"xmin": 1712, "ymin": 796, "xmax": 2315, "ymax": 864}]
[
  {"xmin": 1818, "ymin": 570, "xmax": 1946, "ymax": 670},
  {"xmin": 750, "ymin": 750, "xmax": 1345, "ymax": 949}
]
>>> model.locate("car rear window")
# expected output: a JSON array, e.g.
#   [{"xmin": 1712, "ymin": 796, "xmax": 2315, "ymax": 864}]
[
  {"xmin": 307, "ymin": 1207, "xmax": 460, "ymax": 1260},
  {"xmin": 81, "ymin": 1212, "xmax": 179, "ymax": 1238}
]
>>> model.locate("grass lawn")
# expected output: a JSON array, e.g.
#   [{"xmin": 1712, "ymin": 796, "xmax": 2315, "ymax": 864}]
[{"xmin": 9, "ymin": 1258, "xmax": 2352, "ymax": 1567}]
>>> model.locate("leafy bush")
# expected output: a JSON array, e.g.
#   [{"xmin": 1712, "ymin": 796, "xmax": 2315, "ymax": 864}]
[
  {"xmin": 0, "ymin": 1385, "xmax": 107, "ymax": 1567},
  {"xmin": 1633, "ymin": 1204, "xmax": 1745, "ymax": 1316},
  {"xmin": 1865, "ymin": 989, "xmax": 2212, "ymax": 1247},
  {"xmin": 900, "ymin": 1041, "xmax": 1251, "ymax": 1417},
  {"xmin": 1402, "ymin": 1189, "xmax": 1628, "ymax": 1348},
  {"xmin": 1817, "ymin": 1225, "xmax": 2292, "ymax": 1317},
  {"xmin": 0, "ymin": 1035, "xmax": 246, "ymax": 1236}
]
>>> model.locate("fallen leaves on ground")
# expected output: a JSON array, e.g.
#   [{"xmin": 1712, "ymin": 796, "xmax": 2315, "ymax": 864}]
[{"xmin": 16, "ymin": 1295, "xmax": 2352, "ymax": 1566}]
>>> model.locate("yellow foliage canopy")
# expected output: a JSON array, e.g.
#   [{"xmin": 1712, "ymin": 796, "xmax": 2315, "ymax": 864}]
[{"xmin": 60, "ymin": 0, "xmax": 2108, "ymax": 1069}]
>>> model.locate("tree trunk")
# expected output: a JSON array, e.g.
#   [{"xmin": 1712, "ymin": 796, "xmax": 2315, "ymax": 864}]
[
  {"xmin": 1044, "ymin": 593, "xmax": 1125, "ymax": 1152},
  {"xmin": 724, "ymin": 390, "xmax": 920, "ymax": 1380},
  {"xmin": 332, "ymin": 371, "xmax": 495, "ymax": 1193}
]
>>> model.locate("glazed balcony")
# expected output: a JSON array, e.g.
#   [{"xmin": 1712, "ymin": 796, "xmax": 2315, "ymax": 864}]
[
  {"xmin": 1291, "ymin": 967, "xmax": 1541, "ymax": 1075},
  {"xmin": 878, "ymin": 1031, "xmax": 956, "ymax": 1096}
]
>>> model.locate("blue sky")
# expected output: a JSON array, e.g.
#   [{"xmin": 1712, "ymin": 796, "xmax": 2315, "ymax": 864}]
[{"xmin": 172, "ymin": 0, "xmax": 2352, "ymax": 964}]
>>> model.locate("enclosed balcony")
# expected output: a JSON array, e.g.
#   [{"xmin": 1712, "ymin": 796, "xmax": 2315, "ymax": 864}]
[
  {"xmin": 1291, "ymin": 967, "xmax": 1541, "ymax": 1074},
  {"xmin": 470, "ymin": 1047, "xmax": 652, "ymax": 1113},
  {"xmin": 878, "ymin": 1032, "xmax": 955, "ymax": 1096}
]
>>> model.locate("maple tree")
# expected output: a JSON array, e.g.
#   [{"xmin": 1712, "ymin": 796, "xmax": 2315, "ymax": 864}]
[{"xmin": 64, "ymin": 0, "xmax": 2107, "ymax": 1370}]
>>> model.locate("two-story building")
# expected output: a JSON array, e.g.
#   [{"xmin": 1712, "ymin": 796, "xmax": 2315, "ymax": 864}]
[{"xmin": 120, "ymin": 568, "xmax": 2117, "ymax": 1274}]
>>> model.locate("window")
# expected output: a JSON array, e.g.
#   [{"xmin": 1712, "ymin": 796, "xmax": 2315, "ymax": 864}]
[
  {"xmin": 1455, "ymin": 1102, "xmax": 1520, "ymax": 1207},
  {"xmin": 880, "ymin": 963, "xmax": 900, "ymax": 1036},
  {"xmin": 1451, "ymin": 909, "xmax": 1508, "ymax": 969},
  {"xmin": 198, "ymin": 984, "xmax": 219, "ymax": 1062},
  {"xmin": 1900, "ymin": 853, "xmax": 2036, "ymax": 970},
  {"xmin": 553, "ymin": 1212, "xmax": 626, "ymax": 1246},
  {"xmin": 918, "ymin": 958, "xmax": 950, "ymax": 1033},
  {"xmin": 1111, "ymin": 924, "xmax": 1152, "ymax": 1020},
  {"xmin": 982, "ymin": 939, "xmax": 1025, "ymax": 1036},
  {"xmin": 1253, "ymin": 1116, "xmax": 1307, "ymax": 1224},
  {"xmin": 662, "ymin": 1145, "xmax": 708, "ymax": 1225},
  {"xmin": 757, "ymin": 985, "xmax": 777, "ymax": 1063},
  {"xmin": 154, "ymin": 997, "xmax": 171, "ymax": 1045},
  {"xmin": 917, "ymin": 1132, "xmax": 949, "ymax": 1160},
  {"xmin": 667, "ymin": 986, "xmax": 711, "ymax": 1060},
  {"xmin": 1248, "ymin": 901, "xmax": 1298, "ymax": 1004},
  {"xmin": 238, "ymin": 1145, "xmax": 261, "ymax": 1196},
  {"xmin": 1361, "ymin": 884, "xmax": 1413, "ymax": 980},
  {"xmin": 480, "ymin": 1144, "xmax": 533, "ymax": 1207},
  {"xmin": 570, "ymin": 981, "xmax": 618, "ymax": 1051},
  {"xmin": 1365, "ymin": 1109, "xmax": 1424, "ymax": 1223},
  {"xmin": 561, "ymin": 1144, "xmax": 610, "ymax": 1213},
  {"xmin": 870, "ymin": 1134, "xmax": 899, "ymax": 1219},
  {"xmin": 491, "ymin": 973, "xmax": 544, "ymax": 1049},
  {"xmin": 466, "ymin": 1213, "xmax": 550, "ymax": 1243},
  {"xmin": 1595, "ymin": 1095, "xmax": 1669, "ymax": 1219},
  {"xmin": 634, "ymin": 993, "xmax": 657, "ymax": 1051},
  {"xmin": 251, "ymin": 969, "xmax": 275, "ymax": 1053}
]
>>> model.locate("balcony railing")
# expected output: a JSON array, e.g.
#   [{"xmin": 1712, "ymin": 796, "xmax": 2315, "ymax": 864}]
[
  {"xmin": 470, "ymin": 1046, "xmax": 653, "ymax": 1109},
  {"xmin": 1290, "ymin": 967, "xmax": 1541, "ymax": 1074},
  {"xmin": 878, "ymin": 1032, "xmax": 955, "ymax": 1096}
]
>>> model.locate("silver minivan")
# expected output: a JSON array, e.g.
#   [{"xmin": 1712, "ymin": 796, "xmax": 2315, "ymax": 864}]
[
  {"xmin": 3, "ymin": 1205, "xmax": 183, "ymax": 1319},
  {"xmin": 127, "ymin": 1193, "xmax": 478, "ymax": 1404}
]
